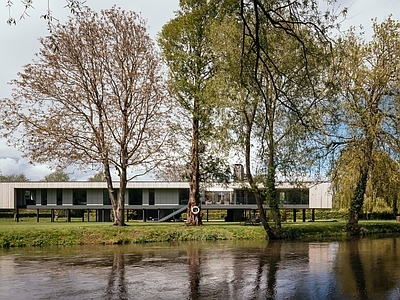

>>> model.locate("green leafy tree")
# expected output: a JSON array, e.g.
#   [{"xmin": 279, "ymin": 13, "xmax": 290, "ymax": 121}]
[
  {"xmin": 158, "ymin": 0, "xmax": 230, "ymax": 225},
  {"xmin": 211, "ymin": 0, "xmax": 335, "ymax": 239},
  {"xmin": 331, "ymin": 17, "xmax": 400, "ymax": 234},
  {"xmin": 88, "ymin": 172, "xmax": 106, "ymax": 182},
  {"xmin": 333, "ymin": 149, "xmax": 400, "ymax": 216},
  {"xmin": 1, "ymin": 7, "xmax": 171, "ymax": 226},
  {"xmin": 43, "ymin": 169, "xmax": 70, "ymax": 182},
  {"xmin": 0, "ymin": 172, "xmax": 29, "ymax": 182}
]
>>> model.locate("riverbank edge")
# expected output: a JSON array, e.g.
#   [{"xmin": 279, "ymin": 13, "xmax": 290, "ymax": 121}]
[{"xmin": 2, "ymin": 220, "xmax": 400, "ymax": 248}]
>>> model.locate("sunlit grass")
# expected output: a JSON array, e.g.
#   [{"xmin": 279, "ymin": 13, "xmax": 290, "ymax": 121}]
[{"xmin": 1, "ymin": 217, "xmax": 400, "ymax": 248}]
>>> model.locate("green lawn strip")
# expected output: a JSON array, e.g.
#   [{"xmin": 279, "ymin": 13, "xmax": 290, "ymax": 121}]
[{"xmin": 1, "ymin": 219, "xmax": 400, "ymax": 248}]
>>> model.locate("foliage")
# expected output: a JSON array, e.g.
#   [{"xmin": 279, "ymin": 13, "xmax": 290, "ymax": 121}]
[
  {"xmin": 158, "ymin": 0, "xmax": 233, "ymax": 225},
  {"xmin": 333, "ymin": 149, "xmax": 400, "ymax": 215},
  {"xmin": 330, "ymin": 17, "xmax": 400, "ymax": 234},
  {"xmin": 43, "ymin": 169, "xmax": 70, "ymax": 182},
  {"xmin": 87, "ymin": 172, "xmax": 106, "ymax": 182},
  {"xmin": 208, "ymin": 0, "xmax": 336, "ymax": 239},
  {"xmin": 0, "ymin": 172, "xmax": 29, "ymax": 182}
]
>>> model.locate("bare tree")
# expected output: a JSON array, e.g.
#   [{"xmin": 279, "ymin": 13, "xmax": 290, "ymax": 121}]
[{"xmin": 1, "ymin": 6, "xmax": 171, "ymax": 226}]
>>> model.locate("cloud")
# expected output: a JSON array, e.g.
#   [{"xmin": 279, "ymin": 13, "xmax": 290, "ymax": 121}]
[{"xmin": 0, "ymin": 156, "xmax": 52, "ymax": 181}]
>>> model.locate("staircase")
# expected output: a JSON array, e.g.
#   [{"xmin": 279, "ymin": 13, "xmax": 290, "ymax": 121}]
[{"xmin": 158, "ymin": 205, "xmax": 187, "ymax": 222}]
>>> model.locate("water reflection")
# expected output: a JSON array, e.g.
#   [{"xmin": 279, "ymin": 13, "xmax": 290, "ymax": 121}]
[
  {"xmin": 105, "ymin": 248, "xmax": 128, "ymax": 300},
  {"xmin": 335, "ymin": 236, "xmax": 400, "ymax": 299},
  {"xmin": 348, "ymin": 239, "xmax": 368, "ymax": 300},
  {"xmin": 187, "ymin": 244, "xmax": 201, "ymax": 299},
  {"xmin": 1, "ymin": 237, "xmax": 400, "ymax": 299}
]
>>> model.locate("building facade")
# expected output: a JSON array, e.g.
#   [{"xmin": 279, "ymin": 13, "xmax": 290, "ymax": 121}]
[{"xmin": 0, "ymin": 181, "xmax": 332, "ymax": 222}]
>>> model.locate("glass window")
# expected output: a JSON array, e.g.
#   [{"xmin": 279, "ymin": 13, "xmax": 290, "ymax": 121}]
[
  {"xmin": 41, "ymin": 189, "xmax": 47, "ymax": 205},
  {"xmin": 149, "ymin": 189, "xmax": 155, "ymax": 205},
  {"xmin": 179, "ymin": 189, "xmax": 189, "ymax": 205},
  {"xmin": 57, "ymin": 189, "xmax": 63, "ymax": 205},
  {"xmin": 73, "ymin": 189, "xmax": 87, "ymax": 205},
  {"xmin": 24, "ymin": 190, "xmax": 36, "ymax": 205},
  {"xmin": 129, "ymin": 189, "xmax": 143, "ymax": 205}
]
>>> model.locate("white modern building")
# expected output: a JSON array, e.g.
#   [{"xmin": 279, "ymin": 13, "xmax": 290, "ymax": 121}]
[{"xmin": 0, "ymin": 181, "xmax": 332, "ymax": 222}]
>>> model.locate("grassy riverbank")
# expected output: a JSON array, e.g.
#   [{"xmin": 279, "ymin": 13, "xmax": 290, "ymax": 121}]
[{"xmin": 1, "ymin": 218, "xmax": 400, "ymax": 248}]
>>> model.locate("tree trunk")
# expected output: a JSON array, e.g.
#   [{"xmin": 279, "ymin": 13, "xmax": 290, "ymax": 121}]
[
  {"xmin": 346, "ymin": 170, "xmax": 368, "ymax": 235},
  {"xmin": 104, "ymin": 162, "xmax": 126, "ymax": 226},
  {"xmin": 186, "ymin": 118, "xmax": 202, "ymax": 226},
  {"xmin": 244, "ymin": 125, "xmax": 275, "ymax": 239},
  {"xmin": 115, "ymin": 166, "xmax": 128, "ymax": 226},
  {"xmin": 346, "ymin": 141, "xmax": 373, "ymax": 235},
  {"xmin": 265, "ymin": 160, "xmax": 281, "ymax": 232}
]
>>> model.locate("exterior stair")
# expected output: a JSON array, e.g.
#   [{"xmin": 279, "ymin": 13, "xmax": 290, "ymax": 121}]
[{"xmin": 158, "ymin": 205, "xmax": 187, "ymax": 222}]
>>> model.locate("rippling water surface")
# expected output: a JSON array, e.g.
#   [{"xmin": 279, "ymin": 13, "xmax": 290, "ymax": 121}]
[{"xmin": 1, "ymin": 237, "xmax": 400, "ymax": 299}]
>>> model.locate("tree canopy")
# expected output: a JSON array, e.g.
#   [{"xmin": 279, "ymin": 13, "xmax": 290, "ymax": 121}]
[
  {"xmin": 1, "ymin": 6, "xmax": 171, "ymax": 225},
  {"xmin": 330, "ymin": 17, "xmax": 400, "ymax": 233}
]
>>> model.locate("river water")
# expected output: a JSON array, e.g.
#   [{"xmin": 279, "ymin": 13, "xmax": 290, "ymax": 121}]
[{"xmin": 1, "ymin": 236, "xmax": 400, "ymax": 300}]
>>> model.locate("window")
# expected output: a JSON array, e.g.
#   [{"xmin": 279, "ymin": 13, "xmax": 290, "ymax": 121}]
[
  {"xmin": 73, "ymin": 189, "xmax": 87, "ymax": 205},
  {"xmin": 280, "ymin": 189, "xmax": 309, "ymax": 205},
  {"xmin": 179, "ymin": 189, "xmax": 189, "ymax": 205},
  {"xmin": 57, "ymin": 189, "xmax": 63, "ymax": 205},
  {"xmin": 41, "ymin": 189, "xmax": 47, "ymax": 205},
  {"xmin": 149, "ymin": 189, "xmax": 155, "ymax": 205},
  {"xmin": 24, "ymin": 190, "xmax": 36, "ymax": 205},
  {"xmin": 129, "ymin": 189, "xmax": 142, "ymax": 205}
]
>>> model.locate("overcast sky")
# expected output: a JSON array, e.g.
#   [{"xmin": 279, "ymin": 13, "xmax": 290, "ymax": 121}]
[{"xmin": 0, "ymin": 0, "xmax": 398, "ymax": 180}]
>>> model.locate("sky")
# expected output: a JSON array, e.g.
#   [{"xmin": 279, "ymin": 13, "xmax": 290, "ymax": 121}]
[{"xmin": 0, "ymin": 0, "xmax": 398, "ymax": 181}]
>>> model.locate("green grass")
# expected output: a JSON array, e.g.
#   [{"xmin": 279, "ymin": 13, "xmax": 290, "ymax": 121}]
[{"xmin": 1, "ymin": 217, "xmax": 400, "ymax": 248}]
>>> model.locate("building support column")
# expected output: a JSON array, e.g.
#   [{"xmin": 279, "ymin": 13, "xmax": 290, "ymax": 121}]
[
  {"xmin": 51, "ymin": 209, "xmax": 55, "ymax": 222},
  {"xmin": 302, "ymin": 209, "xmax": 306, "ymax": 222},
  {"xmin": 142, "ymin": 209, "xmax": 146, "ymax": 222},
  {"xmin": 67, "ymin": 209, "xmax": 71, "ymax": 222},
  {"xmin": 293, "ymin": 209, "xmax": 297, "ymax": 222},
  {"xmin": 87, "ymin": 209, "xmax": 90, "ymax": 222},
  {"xmin": 37, "ymin": 209, "xmax": 40, "ymax": 222},
  {"xmin": 206, "ymin": 210, "xmax": 209, "ymax": 222}
]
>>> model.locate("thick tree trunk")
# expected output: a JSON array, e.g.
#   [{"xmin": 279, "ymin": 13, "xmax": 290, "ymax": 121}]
[
  {"xmin": 104, "ymin": 162, "xmax": 126, "ymax": 226},
  {"xmin": 186, "ymin": 118, "xmax": 202, "ymax": 226},
  {"xmin": 346, "ymin": 141, "xmax": 373, "ymax": 235},
  {"xmin": 346, "ymin": 170, "xmax": 368, "ymax": 235}
]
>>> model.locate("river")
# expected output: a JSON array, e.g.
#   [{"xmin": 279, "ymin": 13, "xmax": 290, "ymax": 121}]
[{"xmin": 1, "ymin": 236, "xmax": 400, "ymax": 299}]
